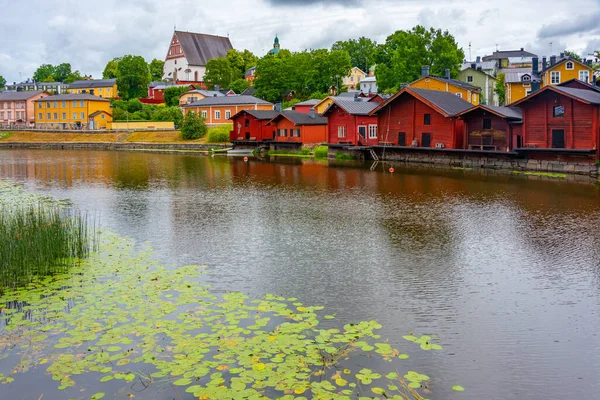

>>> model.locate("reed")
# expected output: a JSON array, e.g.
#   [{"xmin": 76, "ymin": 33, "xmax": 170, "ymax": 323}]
[
  {"xmin": 0, "ymin": 204, "xmax": 97, "ymax": 288},
  {"xmin": 313, "ymin": 145, "xmax": 329, "ymax": 158}
]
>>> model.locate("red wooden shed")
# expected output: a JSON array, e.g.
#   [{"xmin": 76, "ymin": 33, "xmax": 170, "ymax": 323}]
[
  {"xmin": 293, "ymin": 99, "xmax": 320, "ymax": 114},
  {"xmin": 267, "ymin": 111, "xmax": 328, "ymax": 146},
  {"xmin": 229, "ymin": 110, "xmax": 279, "ymax": 142},
  {"xmin": 322, "ymin": 99, "xmax": 380, "ymax": 146},
  {"xmin": 369, "ymin": 87, "xmax": 473, "ymax": 148},
  {"xmin": 510, "ymin": 85, "xmax": 600, "ymax": 153},
  {"xmin": 455, "ymin": 105, "xmax": 522, "ymax": 151}
]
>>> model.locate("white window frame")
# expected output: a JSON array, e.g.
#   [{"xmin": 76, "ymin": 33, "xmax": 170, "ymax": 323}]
[
  {"xmin": 566, "ymin": 61, "xmax": 574, "ymax": 70},
  {"xmin": 368, "ymin": 124, "xmax": 378, "ymax": 139},
  {"xmin": 455, "ymin": 92, "xmax": 463, "ymax": 98},
  {"xmin": 467, "ymin": 76, "xmax": 473, "ymax": 83},
  {"xmin": 38, "ymin": 112, "xmax": 42, "ymax": 120},
  {"xmin": 62, "ymin": 112, "xmax": 66, "ymax": 119},
  {"xmin": 81, "ymin": 112, "xmax": 85, "ymax": 119},
  {"xmin": 215, "ymin": 110, "xmax": 221, "ymax": 120},
  {"xmin": 73, "ymin": 112, "xmax": 77, "ymax": 119},
  {"xmin": 579, "ymin": 70, "xmax": 590, "ymax": 83},
  {"xmin": 551, "ymin": 71, "xmax": 560, "ymax": 84},
  {"xmin": 201, "ymin": 110, "xmax": 207, "ymax": 119},
  {"xmin": 225, "ymin": 110, "xmax": 231, "ymax": 119},
  {"xmin": 337, "ymin": 125, "xmax": 346, "ymax": 138}
]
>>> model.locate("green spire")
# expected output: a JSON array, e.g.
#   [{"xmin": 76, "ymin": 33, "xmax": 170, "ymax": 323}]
[{"xmin": 274, "ymin": 35, "xmax": 279, "ymax": 46}]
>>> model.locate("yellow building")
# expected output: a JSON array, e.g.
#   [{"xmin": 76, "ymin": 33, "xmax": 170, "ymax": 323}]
[
  {"xmin": 541, "ymin": 57, "xmax": 593, "ymax": 87},
  {"xmin": 502, "ymin": 69, "xmax": 535, "ymax": 104},
  {"xmin": 410, "ymin": 74, "xmax": 481, "ymax": 105},
  {"xmin": 313, "ymin": 96, "xmax": 336, "ymax": 114},
  {"xmin": 342, "ymin": 67, "xmax": 366, "ymax": 90},
  {"xmin": 34, "ymin": 94, "xmax": 112, "ymax": 129},
  {"xmin": 67, "ymin": 79, "xmax": 118, "ymax": 99}
]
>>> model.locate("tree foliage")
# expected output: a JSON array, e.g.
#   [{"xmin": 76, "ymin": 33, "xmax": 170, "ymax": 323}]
[
  {"xmin": 103, "ymin": 58, "xmax": 121, "ymax": 79},
  {"xmin": 32, "ymin": 63, "xmax": 83, "ymax": 83},
  {"xmin": 331, "ymin": 37, "xmax": 377, "ymax": 73},
  {"xmin": 495, "ymin": 73, "xmax": 506, "ymax": 106},
  {"xmin": 563, "ymin": 50, "xmax": 582, "ymax": 62},
  {"xmin": 163, "ymin": 86, "xmax": 191, "ymax": 107},
  {"xmin": 149, "ymin": 59, "xmax": 164, "ymax": 81},
  {"xmin": 152, "ymin": 106, "xmax": 183, "ymax": 127},
  {"xmin": 0, "ymin": 76, "xmax": 6, "ymax": 90},
  {"xmin": 226, "ymin": 49, "xmax": 258, "ymax": 80},
  {"xmin": 228, "ymin": 79, "xmax": 250, "ymax": 94},
  {"xmin": 374, "ymin": 26, "xmax": 465, "ymax": 91},
  {"xmin": 117, "ymin": 55, "xmax": 151, "ymax": 100},
  {"xmin": 181, "ymin": 111, "xmax": 207, "ymax": 140},
  {"xmin": 204, "ymin": 58, "xmax": 234, "ymax": 90}
]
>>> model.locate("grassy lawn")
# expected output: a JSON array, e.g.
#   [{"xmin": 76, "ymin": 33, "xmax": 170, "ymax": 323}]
[
  {"xmin": 0, "ymin": 131, "xmax": 124, "ymax": 143},
  {"xmin": 122, "ymin": 131, "xmax": 206, "ymax": 144}
]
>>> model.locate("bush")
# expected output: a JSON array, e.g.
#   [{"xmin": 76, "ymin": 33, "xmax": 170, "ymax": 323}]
[
  {"xmin": 126, "ymin": 98, "xmax": 144, "ymax": 113},
  {"xmin": 207, "ymin": 124, "xmax": 232, "ymax": 143},
  {"xmin": 181, "ymin": 111, "xmax": 207, "ymax": 140},
  {"xmin": 152, "ymin": 107, "xmax": 183, "ymax": 127},
  {"xmin": 313, "ymin": 146, "xmax": 328, "ymax": 158}
]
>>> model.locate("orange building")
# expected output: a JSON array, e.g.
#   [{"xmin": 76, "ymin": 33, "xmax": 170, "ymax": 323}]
[
  {"xmin": 267, "ymin": 110, "xmax": 328, "ymax": 146},
  {"xmin": 183, "ymin": 95, "xmax": 273, "ymax": 125}
]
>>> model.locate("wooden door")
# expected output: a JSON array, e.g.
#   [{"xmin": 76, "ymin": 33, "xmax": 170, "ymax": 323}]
[
  {"xmin": 421, "ymin": 133, "xmax": 431, "ymax": 147},
  {"xmin": 398, "ymin": 132, "xmax": 406, "ymax": 146},
  {"xmin": 552, "ymin": 129, "xmax": 565, "ymax": 148}
]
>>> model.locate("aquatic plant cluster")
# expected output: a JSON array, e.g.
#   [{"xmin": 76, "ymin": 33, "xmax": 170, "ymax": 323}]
[{"xmin": 0, "ymin": 181, "xmax": 96, "ymax": 288}]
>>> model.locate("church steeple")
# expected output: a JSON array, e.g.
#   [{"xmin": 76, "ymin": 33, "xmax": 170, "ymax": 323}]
[{"xmin": 268, "ymin": 35, "xmax": 281, "ymax": 55}]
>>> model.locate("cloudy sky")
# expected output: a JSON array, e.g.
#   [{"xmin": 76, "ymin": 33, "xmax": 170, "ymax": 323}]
[{"xmin": 1, "ymin": 0, "xmax": 600, "ymax": 83}]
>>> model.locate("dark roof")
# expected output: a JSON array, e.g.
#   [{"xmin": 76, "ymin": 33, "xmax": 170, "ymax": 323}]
[
  {"xmin": 324, "ymin": 99, "xmax": 380, "ymax": 116},
  {"xmin": 269, "ymin": 110, "xmax": 328, "ymax": 126},
  {"xmin": 294, "ymin": 99, "xmax": 321, "ymax": 106},
  {"xmin": 482, "ymin": 49, "xmax": 538, "ymax": 60},
  {"xmin": 241, "ymin": 88, "xmax": 257, "ymax": 96},
  {"xmin": 231, "ymin": 109, "xmax": 280, "ymax": 120},
  {"xmin": 557, "ymin": 79, "xmax": 600, "ymax": 92},
  {"xmin": 33, "ymin": 94, "xmax": 110, "ymax": 102},
  {"xmin": 337, "ymin": 90, "xmax": 362, "ymax": 98},
  {"xmin": 185, "ymin": 95, "xmax": 272, "ymax": 107},
  {"xmin": 552, "ymin": 86, "xmax": 600, "ymax": 104},
  {"xmin": 0, "ymin": 90, "xmax": 48, "ymax": 101},
  {"xmin": 423, "ymin": 76, "xmax": 481, "ymax": 92},
  {"xmin": 245, "ymin": 67, "xmax": 256, "ymax": 77},
  {"xmin": 372, "ymin": 87, "xmax": 473, "ymax": 117},
  {"xmin": 175, "ymin": 31, "xmax": 233, "ymax": 66},
  {"xmin": 540, "ymin": 57, "xmax": 589, "ymax": 73},
  {"xmin": 68, "ymin": 79, "xmax": 116, "ymax": 89},
  {"xmin": 456, "ymin": 105, "xmax": 522, "ymax": 120}
]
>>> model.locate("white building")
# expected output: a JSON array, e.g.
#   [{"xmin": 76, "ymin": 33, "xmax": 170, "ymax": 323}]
[
  {"xmin": 360, "ymin": 76, "xmax": 378, "ymax": 94},
  {"xmin": 163, "ymin": 31, "xmax": 233, "ymax": 83}
]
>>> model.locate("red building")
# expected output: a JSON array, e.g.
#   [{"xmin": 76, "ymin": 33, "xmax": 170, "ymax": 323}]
[
  {"xmin": 558, "ymin": 78, "xmax": 600, "ymax": 92},
  {"xmin": 146, "ymin": 83, "xmax": 195, "ymax": 103},
  {"xmin": 369, "ymin": 87, "xmax": 472, "ymax": 148},
  {"xmin": 292, "ymin": 99, "xmax": 320, "ymax": 114},
  {"xmin": 511, "ymin": 85, "xmax": 600, "ymax": 153},
  {"xmin": 456, "ymin": 105, "xmax": 522, "ymax": 151},
  {"xmin": 322, "ymin": 99, "xmax": 380, "ymax": 146},
  {"xmin": 267, "ymin": 111, "xmax": 328, "ymax": 146},
  {"xmin": 229, "ymin": 110, "xmax": 279, "ymax": 142}
]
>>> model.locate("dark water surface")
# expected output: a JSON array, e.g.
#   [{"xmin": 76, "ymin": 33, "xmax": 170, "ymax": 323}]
[{"xmin": 1, "ymin": 149, "xmax": 600, "ymax": 400}]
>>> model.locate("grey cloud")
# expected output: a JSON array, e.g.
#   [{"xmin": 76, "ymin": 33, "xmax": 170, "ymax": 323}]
[
  {"xmin": 417, "ymin": 8, "xmax": 467, "ymax": 35},
  {"xmin": 264, "ymin": 0, "xmax": 362, "ymax": 6},
  {"xmin": 537, "ymin": 13, "xmax": 600, "ymax": 39}
]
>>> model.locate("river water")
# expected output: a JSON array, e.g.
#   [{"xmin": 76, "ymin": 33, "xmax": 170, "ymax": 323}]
[{"xmin": 1, "ymin": 149, "xmax": 600, "ymax": 400}]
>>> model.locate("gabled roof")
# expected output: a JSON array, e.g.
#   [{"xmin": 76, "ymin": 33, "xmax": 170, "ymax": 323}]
[
  {"xmin": 0, "ymin": 90, "xmax": 49, "ymax": 101},
  {"xmin": 455, "ymin": 105, "xmax": 522, "ymax": 121},
  {"xmin": 500, "ymin": 68, "xmax": 538, "ymax": 83},
  {"xmin": 540, "ymin": 57, "xmax": 591, "ymax": 73},
  {"xmin": 241, "ymin": 87, "xmax": 257, "ymax": 96},
  {"xmin": 181, "ymin": 89, "xmax": 225, "ymax": 98},
  {"xmin": 89, "ymin": 110, "xmax": 113, "ymax": 118},
  {"xmin": 351, "ymin": 66, "xmax": 366, "ymax": 74},
  {"xmin": 185, "ymin": 95, "xmax": 272, "ymax": 107},
  {"xmin": 461, "ymin": 61, "xmax": 497, "ymax": 71},
  {"xmin": 68, "ymin": 79, "xmax": 116, "ymax": 89},
  {"xmin": 33, "ymin": 94, "xmax": 110, "ymax": 102},
  {"xmin": 483, "ymin": 49, "xmax": 538, "ymax": 60},
  {"xmin": 152, "ymin": 83, "xmax": 195, "ymax": 91},
  {"xmin": 414, "ymin": 75, "xmax": 481, "ymax": 92},
  {"xmin": 557, "ymin": 79, "xmax": 600, "ymax": 92},
  {"xmin": 244, "ymin": 67, "xmax": 256, "ymax": 77},
  {"xmin": 337, "ymin": 90, "xmax": 362, "ymax": 98},
  {"xmin": 267, "ymin": 110, "xmax": 328, "ymax": 126},
  {"xmin": 322, "ymin": 99, "xmax": 380, "ymax": 116},
  {"xmin": 175, "ymin": 31, "xmax": 233, "ymax": 66},
  {"xmin": 510, "ymin": 85, "xmax": 600, "ymax": 106},
  {"xmin": 369, "ymin": 87, "xmax": 473, "ymax": 117},
  {"xmin": 230, "ymin": 109, "xmax": 280, "ymax": 120},
  {"xmin": 294, "ymin": 99, "xmax": 321, "ymax": 107}
]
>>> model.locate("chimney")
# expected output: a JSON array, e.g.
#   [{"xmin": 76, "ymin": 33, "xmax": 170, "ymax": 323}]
[
  {"xmin": 520, "ymin": 47, "xmax": 524, "ymax": 51},
  {"xmin": 560, "ymin": 52, "xmax": 565, "ymax": 59},
  {"xmin": 421, "ymin": 66, "xmax": 430, "ymax": 77},
  {"xmin": 542, "ymin": 57, "xmax": 547, "ymax": 69},
  {"xmin": 214, "ymin": 84, "xmax": 220, "ymax": 91},
  {"xmin": 354, "ymin": 92, "xmax": 360, "ymax": 101},
  {"xmin": 471, "ymin": 63, "xmax": 476, "ymax": 69},
  {"xmin": 476, "ymin": 56, "xmax": 481, "ymax": 63},
  {"xmin": 531, "ymin": 81, "xmax": 540, "ymax": 94},
  {"xmin": 532, "ymin": 57, "xmax": 539, "ymax": 74},
  {"xmin": 593, "ymin": 75, "xmax": 597, "ymax": 87},
  {"xmin": 550, "ymin": 56, "xmax": 556, "ymax": 66},
  {"xmin": 477, "ymin": 66, "xmax": 482, "ymax": 71},
  {"xmin": 275, "ymin": 102, "xmax": 282, "ymax": 112},
  {"xmin": 309, "ymin": 108, "xmax": 316, "ymax": 118},
  {"xmin": 445, "ymin": 69, "xmax": 451, "ymax": 79}
]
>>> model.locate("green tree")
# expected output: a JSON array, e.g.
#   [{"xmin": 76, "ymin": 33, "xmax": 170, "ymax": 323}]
[
  {"xmin": 33, "ymin": 64, "xmax": 56, "ymax": 82},
  {"xmin": 563, "ymin": 50, "xmax": 582, "ymax": 62},
  {"xmin": 181, "ymin": 111, "xmax": 207, "ymax": 140},
  {"xmin": 204, "ymin": 58, "xmax": 234, "ymax": 90},
  {"xmin": 117, "ymin": 55, "xmax": 151, "ymax": 99},
  {"xmin": 495, "ymin": 73, "xmax": 506, "ymax": 106},
  {"xmin": 149, "ymin": 59, "xmax": 164, "ymax": 81},
  {"xmin": 0, "ymin": 76, "xmax": 6, "ymax": 90},
  {"xmin": 331, "ymin": 37, "xmax": 377, "ymax": 73},
  {"xmin": 163, "ymin": 86, "xmax": 190, "ymax": 107},
  {"xmin": 228, "ymin": 79, "xmax": 250, "ymax": 94},
  {"xmin": 152, "ymin": 106, "xmax": 183, "ymax": 127},
  {"xmin": 225, "ymin": 49, "xmax": 258, "ymax": 81},
  {"xmin": 54, "ymin": 63, "xmax": 73, "ymax": 82},
  {"xmin": 64, "ymin": 70, "xmax": 83, "ymax": 84},
  {"xmin": 125, "ymin": 98, "xmax": 144, "ymax": 113},
  {"xmin": 103, "ymin": 58, "xmax": 121, "ymax": 79},
  {"xmin": 254, "ymin": 51, "xmax": 295, "ymax": 102}
]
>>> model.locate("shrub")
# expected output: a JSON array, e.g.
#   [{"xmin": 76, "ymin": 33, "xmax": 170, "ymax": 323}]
[
  {"xmin": 313, "ymin": 146, "xmax": 328, "ymax": 158},
  {"xmin": 181, "ymin": 111, "xmax": 207, "ymax": 140},
  {"xmin": 152, "ymin": 107, "xmax": 183, "ymax": 127},
  {"xmin": 207, "ymin": 124, "xmax": 232, "ymax": 143},
  {"xmin": 335, "ymin": 152, "xmax": 355, "ymax": 161}
]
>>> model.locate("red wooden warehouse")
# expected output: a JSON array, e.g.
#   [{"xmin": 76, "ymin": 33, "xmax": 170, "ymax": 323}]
[
  {"xmin": 322, "ymin": 99, "xmax": 380, "ymax": 146},
  {"xmin": 229, "ymin": 110, "xmax": 279, "ymax": 143},
  {"xmin": 455, "ymin": 105, "xmax": 522, "ymax": 151},
  {"xmin": 267, "ymin": 110, "xmax": 328, "ymax": 147},
  {"xmin": 369, "ymin": 87, "xmax": 472, "ymax": 148},
  {"xmin": 510, "ymin": 85, "xmax": 600, "ymax": 154}
]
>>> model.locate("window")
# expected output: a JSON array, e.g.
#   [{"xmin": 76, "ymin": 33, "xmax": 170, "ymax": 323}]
[
  {"xmin": 53, "ymin": 113, "xmax": 57, "ymax": 120},
  {"xmin": 46, "ymin": 101, "xmax": 50, "ymax": 108},
  {"xmin": 483, "ymin": 119, "xmax": 492, "ymax": 130},
  {"xmin": 73, "ymin": 101, "xmax": 77, "ymax": 107},
  {"xmin": 0, "ymin": 112, "xmax": 4, "ymax": 119},
  {"xmin": 566, "ymin": 61, "xmax": 574, "ymax": 70},
  {"xmin": 456, "ymin": 92, "xmax": 463, "ymax": 98},
  {"xmin": 467, "ymin": 76, "xmax": 473, "ymax": 83},
  {"xmin": 358, "ymin": 76, "xmax": 361, "ymax": 82},
  {"xmin": 424, "ymin": 114, "xmax": 431, "ymax": 125},
  {"xmin": 553, "ymin": 105, "xmax": 565, "ymax": 118},
  {"xmin": 522, "ymin": 75, "xmax": 531, "ymax": 82},
  {"xmin": 201, "ymin": 110, "xmax": 207, "ymax": 119},
  {"xmin": 7, "ymin": 111, "xmax": 11, "ymax": 120},
  {"xmin": 245, "ymin": 118, "xmax": 250, "ymax": 128},
  {"xmin": 53, "ymin": 101, "xmax": 57, "ymax": 108},
  {"xmin": 350, "ymin": 76, "xmax": 354, "ymax": 82},
  {"xmin": 81, "ymin": 112, "xmax": 85, "ymax": 119},
  {"xmin": 579, "ymin": 70, "xmax": 590, "ymax": 83},
  {"xmin": 73, "ymin": 112, "xmax": 77, "ymax": 119},
  {"xmin": 62, "ymin": 112, "xmax": 66, "ymax": 119},
  {"xmin": 368, "ymin": 124, "xmax": 377, "ymax": 139},
  {"xmin": 38, "ymin": 102, "xmax": 42, "ymax": 109},
  {"xmin": 295, "ymin": 129, "xmax": 301, "ymax": 137},
  {"xmin": 551, "ymin": 71, "xmax": 560, "ymax": 84},
  {"xmin": 46, "ymin": 113, "xmax": 51, "ymax": 120},
  {"xmin": 337, "ymin": 125, "xmax": 346, "ymax": 138},
  {"xmin": 38, "ymin": 112, "xmax": 42, "ymax": 120},
  {"xmin": 215, "ymin": 110, "xmax": 221, "ymax": 120},
  {"xmin": 283, "ymin": 129, "xmax": 288, "ymax": 137},
  {"xmin": 62, "ymin": 101, "xmax": 66, "ymax": 108},
  {"xmin": 398, "ymin": 132, "xmax": 406, "ymax": 146},
  {"xmin": 80, "ymin": 101, "xmax": 84, "ymax": 107},
  {"xmin": 225, "ymin": 110, "xmax": 231, "ymax": 119}
]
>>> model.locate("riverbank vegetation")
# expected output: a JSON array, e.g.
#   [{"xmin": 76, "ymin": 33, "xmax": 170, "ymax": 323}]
[
  {"xmin": 313, "ymin": 145, "xmax": 329, "ymax": 158},
  {"xmin": 206, "ymin": 124, "xmax": 232, "ymax": 143}
]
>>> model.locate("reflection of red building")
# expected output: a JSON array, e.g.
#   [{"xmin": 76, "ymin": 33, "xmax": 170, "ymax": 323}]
[
  {"xmin": 370, "ymin": 87, "xmax": 472, "ymax": 148},
  {"xmin": 456, "ymin": 105, "xmax": 522, "ymax": 151},
  {"xmin": 229, "ymin": 110, "xmax": 279, "ymax": 142},
  {"xmin": 268, "ymin": 111, "xmax": 328, "ymax": 146},
  {"xmin": 322, "ymin": 99, "xmax": 380, "ymax": 146}
]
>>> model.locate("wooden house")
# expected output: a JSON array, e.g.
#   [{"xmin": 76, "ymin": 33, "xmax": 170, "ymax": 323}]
[
  {"xmin": 322, "ymin": 98, "xmax": 380, "ymax": 146},
  {"xmin": 510, "ymin": 85, "xmax": 600, "ymax": 153},
  {"xmin": 267, "ymin": 110, "xmax": 328, "ymax": 146},
  {"xmin": 229, "ymin": 109, "xmax": 279, "ymax": 142},
  {"xmin": 293, "ymin": 99, "xmax": 321, "ymax": 114},
  {"xmin": 410, "ymin": 67, "xmax": 481, "ymax": 105},
  {"xmin": 183, "ymin": 95, "xmax": 273, "ymax": 125},
  {"xmin": 456, "ymin": 105, "xmax": 522, "ymax": 151},
  {"xmin": 368, "ymin": 87, "xmax": 473, "ymax": 148},
  {"xmin": 541, "ymin": 56, "xmax": 594, "ymax": 87}
]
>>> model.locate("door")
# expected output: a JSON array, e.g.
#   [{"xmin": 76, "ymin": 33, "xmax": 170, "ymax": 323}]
[
  {"xmin": 516, "ymin": 135, "xmax": 522, "ymax": 148},
  {"xmin": 398, "ymin": 132, "xmax": 406, "ymax": 146},
  {"xmin": 358, "ymin": 126, "xmax": 366, "ymax": 143},
  {"xmin": 552, "ymin": 129, "xmax": 565, "ymax": 148},
  {"xmin": 421, "ymin": 133, "xmax": 431, "ymax": 147}
]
